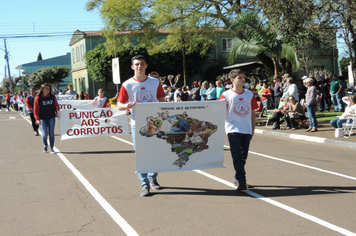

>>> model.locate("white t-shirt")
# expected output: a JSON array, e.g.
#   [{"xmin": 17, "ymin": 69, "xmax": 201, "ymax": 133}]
[
  {"xmin": 93, "ymin": 96, "xmax": 108, "ymax": 108},
  {"xmin": 118, "ymin": 76, "xmax": 165, "ymax": 125},
  {"xmin": 219, "ymin": 89, "xmax": 258, "ymax": 135}
]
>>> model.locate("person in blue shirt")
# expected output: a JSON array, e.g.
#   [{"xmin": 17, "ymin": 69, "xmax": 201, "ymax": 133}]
[
  {"xmin": 200, "ymin": 81, "xmax": 209, "ymax": 101},
  {"xmin": 207, "ymin": 82, "xmax": 217, "ymax": 100}
]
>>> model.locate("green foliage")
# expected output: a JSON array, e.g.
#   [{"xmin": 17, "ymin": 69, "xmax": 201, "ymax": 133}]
[
  {"xmin": 28, "ymin": 66, "xmax": 70, "ymax": 89},
  {"xmin": 228, "ymin": 11, "xmax": 299, "ymax": 75},
  {"xmin": 84, "ymin": 43, "xmax": 209, "ymax": 84},
  {"xmin": 84, "ymin": 44, "xmax": 112, "ymax": 82},
  {"xmin": 37, "ymin": 52, "xmax": 43, "ymax": 61}
]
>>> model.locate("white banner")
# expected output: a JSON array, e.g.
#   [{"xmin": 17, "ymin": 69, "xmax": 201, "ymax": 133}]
[
  {"xmin": 59, "ymin": 108, "xmax": 129, "ymax": 140},
  {"xmin": 112, "ymin": 58, "xmax": 121, "ymax": 84},
  {"xmin": 56, "ymin": 95, "xmax": 76, "ymax": 101},
  {"xmin": 135, "ymin": 101, "xmax": 226, "ymax": 173},
  {"xmin": 348, "ymin": 63, "xmax": 355, "ymax": 86},
  {"xmin": 58, "ymin": 99, "xmax": 96, "ymax": 110}
]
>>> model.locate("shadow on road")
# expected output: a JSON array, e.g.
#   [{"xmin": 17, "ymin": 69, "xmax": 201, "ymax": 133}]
[
  {"xmin": 60, "ymin": 150, "xmax": 135, "ymax": 155},
  {"xmin": 248, "ymin": 185, "xmax": 356, "ymax": 198},
  {"xmin": 151, "ymin": 186, "xmax": 248, "ymax": 197}
]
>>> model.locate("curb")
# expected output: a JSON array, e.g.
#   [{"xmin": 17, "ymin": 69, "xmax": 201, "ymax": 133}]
[{"xmin": 255, "ymin": 129, "xmax": 356, "ymax": 149}]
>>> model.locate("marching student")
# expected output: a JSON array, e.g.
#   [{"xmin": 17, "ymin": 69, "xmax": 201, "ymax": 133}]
[
  {"xmin": 117, "ymin": 55, "xmax": 166, "ymax": 197},
  {"xmin": 26, "ymin": 88, "xmax": 40, "ymax": 136},
  {"xmin": 92, "ymin": 88, "xmax": 110, "ymax": 108},
  {"xmin": 219, "ymin": 69, "xmax": 258, "ymax": 191},
  {"xmin": 34, "ymin": 83, "xmax": 59, "ymax": 154}
]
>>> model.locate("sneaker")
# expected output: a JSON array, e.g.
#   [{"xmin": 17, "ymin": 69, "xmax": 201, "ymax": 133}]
[
  {"xmin": 149, "ymin": 179, "xmax": 161, "ymax": 190},
  {"xmin": 234, "ymin": 181, "xmax": 253, "ymax": 189},
  {"xmin": 141, "ymin": 185, "xmax": 150, "ymax": 197},
  {"xmin": 34, "ymin": 131, "xmax": 39, "ymax": 136},
  {"xmin": 305, "ymin": 127, "xmax": 312, "ymax": 132},
  {"xmin": 310, "ymin": 128, "xmax": 318, "ymax": 132},
  {"xmin": 42, "ymin": 147, "xmax": 47, "ymax": 153},
  {"xmin": 236, "ymin": 183, "xmax": 247, "ymax": 191},
  {"xmin": 49, "ymin": 149, "xmax": 55, "ymax": 154}
]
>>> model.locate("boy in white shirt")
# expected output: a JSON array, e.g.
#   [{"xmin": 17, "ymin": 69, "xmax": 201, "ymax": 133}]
[
  {"xmin": 219, "ymin": 69, "xmax": 258, "ymax": 191},
  {"xmin": 117, "ymin": 55, "xmax": 166, "ymax": 196}
]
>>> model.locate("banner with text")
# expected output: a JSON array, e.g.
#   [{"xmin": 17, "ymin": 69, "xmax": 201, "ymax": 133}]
[
  {"xmin": 135, "ymin": 101, "xmax": 226, "ymax": 173},
  {"xmin": 56, "ymin": 95, "xmax": 76, "ymax": 101},
  {"xmin": 59, "ymin": 108, "xmax": 129, "ymax": 140},
  {"xmin": 58, "ymin": 99, "xmax": 96, "ymax": 110}
]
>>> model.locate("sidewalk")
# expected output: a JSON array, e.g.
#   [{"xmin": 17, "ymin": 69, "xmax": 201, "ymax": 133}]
[{"xmin": 255, "ymin": 118, "xmax": 356, "ymax": 149}]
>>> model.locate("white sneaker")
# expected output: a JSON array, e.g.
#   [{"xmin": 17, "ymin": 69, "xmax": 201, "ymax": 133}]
[{"xmin": 49, "ymin": 149, "xmax": 55, "ymax": 154}]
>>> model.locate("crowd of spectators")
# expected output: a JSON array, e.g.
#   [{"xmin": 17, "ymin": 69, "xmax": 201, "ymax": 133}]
[{"xmin": 160, "ymin": 72, "xmax": 354, "ymax": 133}]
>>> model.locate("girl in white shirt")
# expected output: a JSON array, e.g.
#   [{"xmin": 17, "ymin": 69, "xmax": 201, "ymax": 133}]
[{"xmin": 92, "ymin": 89, "xmax": 109, "ymax": 108}]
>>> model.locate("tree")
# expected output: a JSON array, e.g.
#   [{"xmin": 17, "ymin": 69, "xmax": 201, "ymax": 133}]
[
  {"xmin": 319, "ymin": 0, "xmax": 356, "ymax": 70},
  {"xmin": 227, "ymin": 11, "xmax": 299, "ymax": 76},
  {"xmin": 84, "ymin": 43, "xmax": 209, "ymax": 84},
  {"xmin": 28, "ymin": 66, "xmax": 70, "ymax": 89},
  {"xmin": 37, "ymin": 52, "xmax": 43, "ymax": 61},
  {"xmin": 86, "ymin": 0, "xmax": 238, "ymax": 85},
  {"xmin": 1, "ymin": 76, "xmax": 22, "ymax": 93}
]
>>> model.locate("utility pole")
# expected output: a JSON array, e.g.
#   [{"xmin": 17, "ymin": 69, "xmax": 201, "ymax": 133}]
[{"xmin": 4, "ymin": 39, "xmax": 13, "ymax": 93}]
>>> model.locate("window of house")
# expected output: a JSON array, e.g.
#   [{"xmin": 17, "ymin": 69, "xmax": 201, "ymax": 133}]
[
  {"xmin": 76, "ymin": 47, "xmax": 80, "ymax": 62},
  {"xmin": 72, "ymin": 48, "xmax": 75, "ymax": 63},
  {"xmin": 222, "ymin": 38, "xmax": 233, "ymax": 52},
  {"xmin": 80, "ymin": 44, "xmax": 84, "ymax": 60}
]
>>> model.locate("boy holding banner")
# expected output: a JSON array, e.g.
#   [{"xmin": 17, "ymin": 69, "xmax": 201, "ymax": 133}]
[
  {"xmin": 219, "ymin": 69, "xmax": 258, "ymax": 191},
  {"xmin": 117, "ymin": 55, "xmax": 166, "ymax": 197}
]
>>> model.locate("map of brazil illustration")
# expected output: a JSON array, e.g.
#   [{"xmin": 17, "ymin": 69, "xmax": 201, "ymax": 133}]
[{"xmin": 139, "ymin": 111, "xmax": 218, "ymax": 169}]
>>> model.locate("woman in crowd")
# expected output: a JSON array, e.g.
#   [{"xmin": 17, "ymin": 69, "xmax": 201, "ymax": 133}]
[
  {"xmin": 206, "ymin": 82, "xmax": 216, "ymax": 100},
  {"xmin": 283, "ymin": 96, "xmax": 306, "ymax": 130},
  {"xmin": 92, "ymin": 88, "xmax": 110, "ymax": 108},
  {"xmin": 330, "ymin": 95, "xmax": 356, "ymax": 128},
  {"xmin": 297, "ymin": 80, "xmax": 307, "ymax": 102},
  {"xmin": 200, "ymin": 81, "xmax": 209, "ymax": 101},
  {"xmin": 34, "ymin": 83, "xmax": 59, "ymax": 154},
  {"xmin": 305, "ymin": 78, "xmax": 318, "ymax": 132}
]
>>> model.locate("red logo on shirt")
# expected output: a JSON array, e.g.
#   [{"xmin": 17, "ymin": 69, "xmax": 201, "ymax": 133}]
[
  {"xmin": 233, "ymin": 101, "xmax": 249, "ymax": 117},
  {"xmin": 141, "ymin": 87, "xmax": 146, "ymax": 90},
  {"xmin": 239, "ymin": 98, "xmax": 243, "ymax": 101}
]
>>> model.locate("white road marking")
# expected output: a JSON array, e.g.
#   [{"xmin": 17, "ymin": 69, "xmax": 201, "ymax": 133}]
[
  {"xmin": 194, "ymin": 169, "xmax": 356, "ymax": 236},
  {"xmin": 111, "ymin": 137, "xmax": 356, "ymax": 235},
  {"xmin": 9, "ymin": 116, "xmax": 16, "ymax": 119},
  {"xmin": 227, "ymin": 145, "xmax": 356, "ymax": 181},
  {"xmin": 19, "ymin": 113, "xmax": 356, "ymax": 235},
  {"xmin": 20, "ymin": 114, "xmax": 139, "ymax": 236}
]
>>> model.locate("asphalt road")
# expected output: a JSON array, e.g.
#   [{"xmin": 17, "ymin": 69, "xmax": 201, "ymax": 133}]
[{"xmin": 1, "ymin": 110, "xmax": 355, "ymax": 236}]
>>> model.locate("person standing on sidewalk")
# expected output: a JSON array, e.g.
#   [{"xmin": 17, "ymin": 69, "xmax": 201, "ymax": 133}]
[
  {"xmin": 305, "ymin": 78, "xmax": 318, "ymax": 132},
  {"xmin": 317, "ymin": 75, "xmax": 330, "ymax": 112},
  {"xmin": 219, "ymin": 69, "xmax": 258, "ymax": 191},
  {"xmin": 330, "ymin": 75, "xmax": 343, "ymax": 112},
  {"xmin": 272, "ymin": 75, "xmax": 282, "ymax": 108},
  {"xmin": 26, "ymin": 88, "xmax": 39, "ymax": 136},
  {"xmin": 117, "ymin": 55, "xmax": 166, "ymax": 197},
  {"xmin": 5, "ymin": 91, "xmax": 11, "ymax": 111},
  {"xmin": 34, "ymin": 84, "xmax": 60, "ymax": 154}
]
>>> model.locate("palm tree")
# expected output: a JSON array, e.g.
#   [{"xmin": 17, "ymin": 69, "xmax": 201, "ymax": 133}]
[{"xmin": 227, "ymin": 11, "xmax": 298, "ymax": 76}]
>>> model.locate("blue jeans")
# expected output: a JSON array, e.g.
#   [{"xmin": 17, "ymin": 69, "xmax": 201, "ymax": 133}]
[
  {"xmin": 306, "ymin": 104, "xmax": 317, "ymax": 128},
  {"xmin": 284, "ymin": 113, "xmax": 298, "ymax": 128},
  {"xmin": 40, "ymin": 117, "xmax": 55, "ymax": 149},
  {"xmin": 331, "ymin": 93, "xmax": 343, "ymax": 112},
  {"xmin": 330, "ymin": 117, "xmax": 349, "ymax": 128},
  {"xmin": 227, "ymin": 132, "xmax": 251, "ymax": 184},
  {"xmin": 132, "ymin": 125, "xmax": 158, "ymax": 187}
]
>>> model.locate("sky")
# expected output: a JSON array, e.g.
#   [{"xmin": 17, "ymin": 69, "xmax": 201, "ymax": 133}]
[
  {"xmin": 0, "ymin": 0, "xmax": 350, "ymax": 84},
  {"xmin": 0, "ymin": 0, "xmax": 104, "ymax": 81}
]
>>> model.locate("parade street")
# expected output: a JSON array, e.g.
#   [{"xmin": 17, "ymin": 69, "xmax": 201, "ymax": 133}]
[{"xmin": 1, "ymin": 110, "xmax": 355, "ymax": 236}]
